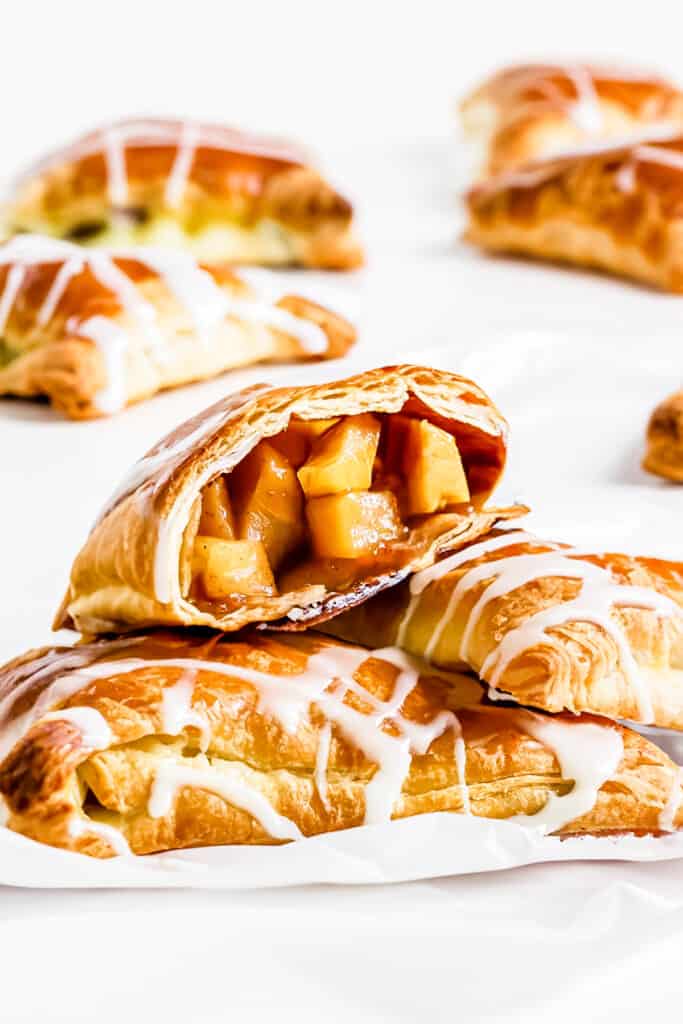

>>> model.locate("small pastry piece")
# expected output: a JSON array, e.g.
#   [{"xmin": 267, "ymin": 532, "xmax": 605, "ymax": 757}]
[
  {"xmin": 1, "ymin": 631, "xmax": 682, "ymax": 858},
  {"xmin": 323, "ymin": 528, "xmax": 683, "ymax": 730},
  {"xmin": 5, "ymin": 118, "xmax": 363, "ymax": 269},
  {"xmin": 465, "ymin": 134, "xmax": 683, "ymax": 292},
  {"xmin": 644, "ymin": 389, "xmax": 683, "ymax": 481},
  {"xmin": 461, "ymin": 63, "xmax": 683, "ymax": 177},
  {"xmin": 0, "ymin": 235, "xmax": 355, "ymax": 418},
  {"xmin": 54, "ymin": 365, "xmax": 517, "ymax": 635}
]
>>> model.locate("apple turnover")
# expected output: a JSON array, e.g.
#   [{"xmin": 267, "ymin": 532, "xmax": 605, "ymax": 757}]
[
  {"xmin": 1, "ymin": 631, "xmax": 681, "ymax": 858},
  {"xmin": 4, "ymin": 118, "xmax": 363, "ymax": 269},
  {"xmin": 461, "ymin": 62, "xmax": 683, "ymax": 177},
  {"xmin": 54, "ymin": 365, "xmax": 518, "ymax": 634},
  {"xmin": 323, "ymin": 528, "xmax": 683, "ymax": 730},
  {"xmin": 644, "ymin": 389, "xmax": 683, "ymax": 481},
  {"xmin": 0, "ymin": 235, "xmax": 354, "ymax": 418},
  {"xmin": 465, "ymin": 133, "xmax": 683, "ymax": 291}
]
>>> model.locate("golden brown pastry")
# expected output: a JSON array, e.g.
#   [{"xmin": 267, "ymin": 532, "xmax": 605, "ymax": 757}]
[
  {"xmin": 461, "ymin": 62, "xmax": 683, "ymax": 177},
  {"xmin": 4, "ymin": 118, "xmax": 363, "ymax": 269},
  {"xmin": 1, "ymin": 630, "xmax": 681, "ymax": 858},
  {"xmin": 54, "ymin": 365, "xmax": 517, "ymax": 634},
  {"xmin": 465, "ymin": 134, "xmax": 683, "ymax": 291},
  {"xmin": 644, "ymin": 389, "xmax": 683, "ymax": 481},
  {"xmin": 0, "ymin": 235, "xmax": 354, "ymax": 419},
  {"xmin": 323, "ymin": 528, "xmax": 683, "ymax": 730}
]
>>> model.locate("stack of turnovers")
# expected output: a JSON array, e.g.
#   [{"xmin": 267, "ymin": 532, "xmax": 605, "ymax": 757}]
[
  {"xmin": 0, "ymin": 236, "xmax": 355, "ymax": 418},
  {"xmin": 4, "ymin": 118, "xmax": 363, "ymax": 269},
  {"xmin": 461, "ymin": 63, "xmax": 683, "ymax": 293},
  {"xmin": 2, "ymin": 365, "xmax": 683, "ymax": 859}
]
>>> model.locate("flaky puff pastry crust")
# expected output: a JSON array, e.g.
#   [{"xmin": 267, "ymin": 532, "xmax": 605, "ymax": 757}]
[
  {"xmin": 54, "ymin": 365, "xmax": 515, "ymax": 635},
  {"xmin": 644, "ymin": 389, "xmax": 683, "ymax": 482},
  {"xmin": 0, "ymin": 236, "xmax": 354, "ymax": 419},
  {"xmin": 4, "ymin": 119, "xmax": 363, "ymax": 269},
  {"xmin": 465, "ymin": 134, "xmax": 683, "ymax": 291},
  {"xmin": 461, "ymin": 63, "xmax": 683, "ymax": 177},
  {"xmin": 0, "ymin": 631, "xmax": 681, "ymax": 858},
  {"xmin": 323, "ymin": 529, "xmax": 683, "ymax": 730}
]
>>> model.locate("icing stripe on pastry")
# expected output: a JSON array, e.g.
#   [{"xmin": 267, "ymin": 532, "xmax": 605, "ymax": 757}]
[
  {"xmin": 2, "ymin": 634, "xmax": 681, "ymax": 855},
  {"xmin": 397, "ymin": 530, "xmax": 680, "ymax": 722},
  {"xmin": 0, "ymin": 236, "xmax": 330, "ymax": 413},
  {"xmin": 510, "ymin": 713, "xmax": 623, "ymax": 833}
]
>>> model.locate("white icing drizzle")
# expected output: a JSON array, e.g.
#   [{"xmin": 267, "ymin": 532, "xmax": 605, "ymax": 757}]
[
  {"xmin": 616, "ymin": 142, "xmax": 683, "ymax": 194},
  {"xmin": 564, "ymin": 65, "xmax": 603, "ymax": 134},
  {"xmin": 0, "ymin": 638, "xmax": 139, "ymax": 762},
  {"xmin": 103, "ymin": 125, "xmax": 128, "ymax": 205},
  {"xmin": 42, "ymin": 706, "xmax": 112, "ymax": 749},
  {"xmin": 68, "ymin": 814, "xmax": 132, "ymax": 856},
  {"xmin": 2, "ymin": 638, "xmax": 640, "ymax": 840},
  {"xmin": 148, "ymin": 761, "xmax": 304, "ymax": 840},
  {"xmin": 314, "ymin": 720, "xmax": 333, "ymax": 811},
  {"xmin": 0, "ymin": 233, "xmax": 328, "ymax": 413},
  {"xmin": 511, "ymin": 713, "xmax": 624, "ymax": 834},
  {"xmin": 35, "ymin": 119, "xmax": 304, "ymax": 198},
  {"xmin": 2, "ymin": 643, "xmax": 472, "ymax": 839},
  {"xmin": 160, "ymin": 670, "xmax": 210, "ymax": 750},
  {"xmin": 165, "ymin": 120, "xmax": 200, "ymax": 208},
  {"xmin": 73, "ymin": 316, "xmax": 128, "ymax": 414},
  {"xmin": 0, "ymin": 264, "xmax": 26, "ymax": 333},
  {"xmin": 397, "ymin": 530, "xmax": 680, "ymax": 723},
  {"xmin": 659, "ymin": 766, "xmax": 683, "ymax": 832},
  {"xmin": 37, "ymin": 257, "xmax": 83, "ymax": 326}
]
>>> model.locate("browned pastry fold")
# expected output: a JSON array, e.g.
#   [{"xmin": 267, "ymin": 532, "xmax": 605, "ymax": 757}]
[
  {"xmin": 322, "ymin": 528, "xmax": 683, "ymax": 730},
  {"xmin": 1, "ymin": 631, "xmax": 681, "ymax": 858},
  {"xmin": 4, "ymin": 118, "xmax": 363, "ymax": 269},
  {"xmin": 461, "ymin": 63, "xmax": 683, "ymax": 177},
  {"xmin": 0, "ymin": 236, "xmax": 355, "ymax": 419},
  {"xmin": 54, "ymin": 365, "xmax": 516, "ymax": 634},
  {"xmin": 644, "ymin": 389, "xmax": 683, "ymax": 481},
  {"xmin": 465, "ymin": 134, "xmax": 683, "ymax": 292}
]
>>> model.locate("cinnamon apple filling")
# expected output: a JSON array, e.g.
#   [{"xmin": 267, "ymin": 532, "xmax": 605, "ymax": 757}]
[{"xmin": 184, "ymin": 411, "xmax": 474, "ymax": 612}]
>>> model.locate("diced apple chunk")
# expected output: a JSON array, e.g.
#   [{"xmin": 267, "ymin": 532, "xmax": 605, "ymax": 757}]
[
  {"xmin": 306, "ymin": 490, "xmax": 403, "ymax": 558},
  {"xmin": 400, "ymin": 418, "xmax": 470, "ymax": 515},
  {"xmin": 192, "ymin": 536, "xmax": 275, "ymax": 598},
  {"xmin": 271, "ymin": 417, "xmax": 341, "ymax": 467},
  {"xmin": 231, "ymin": 441, "xmax": 304, "ymax": 569},
  {"xmin": 298, "ymin": 414, "xmax": 381, "ymax": 498},
  {"xmin": 198, "ymin": 476, "xmax": 235, "ymax": 540}
]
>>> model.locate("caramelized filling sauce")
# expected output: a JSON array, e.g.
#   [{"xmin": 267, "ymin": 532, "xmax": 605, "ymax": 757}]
[{"xmin": 184, "ymin": 411, "xmax": 477, "ymax": 613}]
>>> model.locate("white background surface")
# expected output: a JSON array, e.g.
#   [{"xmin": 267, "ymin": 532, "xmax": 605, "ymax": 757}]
[{"xmin": 4, "ymin": 1, "xmax": 683, "ymax": 1021}]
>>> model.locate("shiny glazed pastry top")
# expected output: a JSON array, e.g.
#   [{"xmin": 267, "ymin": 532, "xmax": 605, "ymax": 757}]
[
  {"xmin": 54, "ymin": 364, "xmax": 514, "ymax": 635},
  {"xmin": 323, "ymin": 528, "xmax": 683, "ymax": 730},
  {"xmin": 4, "ymin": 118, "xmax": 363, "ymax": 269},
  {"xmin": 1, "ymin": 631, "xmax": 681, "ymax": 858},
  {"xmin": 0, "ymin": 235, "xmax": 355, "ymax": 418},
  {"xmin": 465, "ymin": 133, "xmax": 683, "ymax": 292},
  {"xmin": 461, "ymin": 62, "xmax": 683, "ymax": 176}
]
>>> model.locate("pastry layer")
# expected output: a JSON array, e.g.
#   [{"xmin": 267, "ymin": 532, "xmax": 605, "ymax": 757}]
[
  {"xmin": 461, "ymin": 63, "xmax": 683, "ymax": 176},
  {"xmin": 0, "ymin": 631, "xmax": 680, "ymax": 858},
  {"xmin": 465, "ymin": 134, "xmax": 683, "ymax": 291},
  {"xmin": 5, "ymin": 119, "xmax": 363, "ymax": 269},
  {"xmin": 644, "ymin": 389, "xmax": 683, "ymax": 482},
  {"xmin": 54, "ymin": 365, "xmax": 514, "ymax": 635},
  {"xmin": 0, "ymin": 235, "xmax": 354, "ymax": 418},
  {"xmin": 323, "ymin": 528, "xmax": 683, "ymax": 729}
]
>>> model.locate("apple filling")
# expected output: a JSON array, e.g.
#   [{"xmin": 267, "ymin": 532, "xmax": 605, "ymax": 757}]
[{"xmin": 186, "ymin": 412, "xmax": 472, "ymax": 610}]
